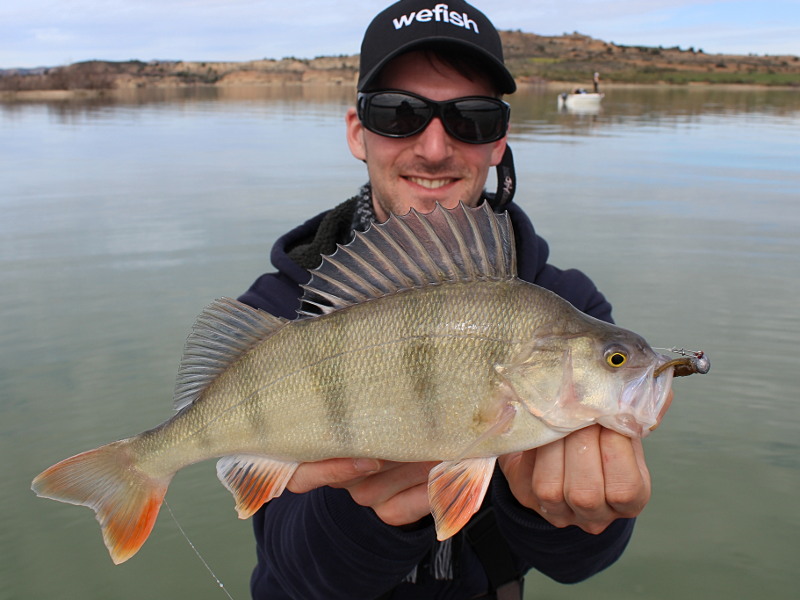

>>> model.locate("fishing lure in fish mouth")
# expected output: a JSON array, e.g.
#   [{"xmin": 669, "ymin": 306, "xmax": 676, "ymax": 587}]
[{"xmin": 654, "ymin": 348, "xmax": 711, "ymax": 378}]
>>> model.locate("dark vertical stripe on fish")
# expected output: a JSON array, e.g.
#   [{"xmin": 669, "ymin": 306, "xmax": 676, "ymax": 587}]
[
  {"xmin": 309, "ymin": 320, "xmax": 355, "ymax": 453},
  {"xmin": 402, "ymin": 291, "xmax": 450, "ymax": 442},
  {"xmin": 246, "ymin": 388, "xmax": 271, "ymax": 443},
  {"xmin": 402, "ymin": 337, "xmax": 441, "ymax": 440}
]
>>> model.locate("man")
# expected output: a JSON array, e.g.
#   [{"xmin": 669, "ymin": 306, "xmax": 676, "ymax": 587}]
[{"xmin": 240, "ymin": 1, "xmax": 654, "ymax": 598}]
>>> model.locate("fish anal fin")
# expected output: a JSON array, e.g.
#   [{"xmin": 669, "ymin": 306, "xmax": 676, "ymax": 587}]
[
  {"xmin": 428, "ymin": 456, "xmax": 496, "ymax": 541},
  {"xmin": 31, "ymin": 440, "xmax": 171, "ymax": 564},
  {"xmin": 216, "ymin": 455, "xmax": 299, "ymax": 519}
]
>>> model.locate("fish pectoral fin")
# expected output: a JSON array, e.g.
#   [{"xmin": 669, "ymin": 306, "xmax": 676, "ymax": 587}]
[
  {"xmin": 216, "ymin": 455, "xmax": 299, "ymax": 519},
  {"xmin": 428, "ymin": 456, "xmax": 496, "ymax": 541}
]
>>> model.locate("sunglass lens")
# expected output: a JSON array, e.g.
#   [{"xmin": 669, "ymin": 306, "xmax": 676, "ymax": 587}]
[
  {"xmin": 445, "ymin": 100, "xmax": 505, "ymax": 143},
  {"xmin": 367, "ymin": 93, "xmax": 431, "ymax": 136}
]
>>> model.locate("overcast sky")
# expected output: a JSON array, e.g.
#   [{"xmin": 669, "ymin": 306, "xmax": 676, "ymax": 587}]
[{"xmin": 2, "ymin": 1, "xmax": 798, "ymax": 69}]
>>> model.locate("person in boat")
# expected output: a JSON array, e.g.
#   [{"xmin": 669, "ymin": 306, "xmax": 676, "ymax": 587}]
[
  {"xmin": 240, "ymin": 1, "xmax": 658, "ymax": 598},
  {"xmin": 594, "ymin": 72, "xmax": 601, "ymax": 93}
]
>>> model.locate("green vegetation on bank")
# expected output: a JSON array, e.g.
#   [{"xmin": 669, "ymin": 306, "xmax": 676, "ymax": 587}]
[
  {"xmin": 619, "ymin": 70, "xmax": 800, "ymax": 86},
  {"xmin": 520, "ymin": 63, "xmax": 800, "ymax": 86}
]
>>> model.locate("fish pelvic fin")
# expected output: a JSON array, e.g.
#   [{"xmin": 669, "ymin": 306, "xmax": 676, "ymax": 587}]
[
  {"xmin": 428, "ymin": 456, "xmax": 496, "ymax": 541},
  {"xmin": 216, "ymin": 455, "xmax": 299, "ymax": 519},
  {"xmin": 31, "ymin": 440, "xmax": 171, "ymax": 564},
  {"xmin": 299, "ymin": 202, "xmax": 516, "ymax": 316}
]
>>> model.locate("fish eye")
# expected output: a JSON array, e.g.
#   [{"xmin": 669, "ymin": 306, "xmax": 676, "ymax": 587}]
[{"xmin": 606, "ymin": 351, "xmax": 628, "ymax": 368}]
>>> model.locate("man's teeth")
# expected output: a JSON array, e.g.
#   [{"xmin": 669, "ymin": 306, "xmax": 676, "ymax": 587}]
[{"xmin": 408, "ymin": 177, "xmax": 452, "ymax": 189}]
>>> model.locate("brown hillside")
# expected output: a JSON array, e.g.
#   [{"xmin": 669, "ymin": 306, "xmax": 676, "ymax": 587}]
[
  {"xmin": 501, "ymin": 31, "xmax": 800, "ymax": 85},
  {"xmin": 1, "ymin": 31, "xmax": 798, "ymax": 93}
]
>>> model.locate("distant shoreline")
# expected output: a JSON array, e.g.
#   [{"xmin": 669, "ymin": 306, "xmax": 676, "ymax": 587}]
[
  {"xmin": 4, "ymin": 80, "xmax": 792, "ymax": 104},
  {"xmin": 2, "ymin": 30, "xmax": 798, "ymax": 98}
]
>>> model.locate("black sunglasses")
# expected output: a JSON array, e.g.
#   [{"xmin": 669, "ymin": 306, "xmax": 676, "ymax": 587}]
[{"xmin": 357, "ymin": 90, "xmax": 510, "ymax": 145}]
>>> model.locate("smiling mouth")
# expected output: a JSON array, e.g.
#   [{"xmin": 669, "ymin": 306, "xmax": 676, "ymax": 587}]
[{"xmin": 406, "ymin": 176, "xmax": 456, "ymax": 190}]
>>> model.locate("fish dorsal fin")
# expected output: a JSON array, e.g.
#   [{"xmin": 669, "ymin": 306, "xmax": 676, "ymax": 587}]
[
  {"xmin": 299, "ymin": 202, "xmax": 516, "ymax": 316},
  {"xmin": 173, "ymin": 298, "xmax": 287, "ymax": 410}
]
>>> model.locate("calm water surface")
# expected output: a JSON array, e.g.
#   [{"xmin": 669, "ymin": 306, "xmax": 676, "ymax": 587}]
[{"xmin": 2, "ymin": 85, "xmax": 799, "ymax": 599}]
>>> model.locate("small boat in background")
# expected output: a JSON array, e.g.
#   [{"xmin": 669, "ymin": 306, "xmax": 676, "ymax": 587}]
[
  {"xmin": 557, "ymin": 90, "xmax": 604, "ymax": 111},
  {"xmin": 558, "ymin": 72, "xmax": 603, "ymax": 112}
]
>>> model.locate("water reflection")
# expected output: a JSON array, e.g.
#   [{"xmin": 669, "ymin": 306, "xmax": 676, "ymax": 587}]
[
  {"xmin": 2, "ymin": 85, "xmax": 799, "ymax": 600},
  {"xmin": 0, "ymin": 83, "xmax": 358, "ymax": 122},
  {"xmin": 3, "ymin": 82, "xmax": 797, "ymax": 128},
  {"xmin": 506, "ymin": 84, "xmax": 800, "ymax": 138}
]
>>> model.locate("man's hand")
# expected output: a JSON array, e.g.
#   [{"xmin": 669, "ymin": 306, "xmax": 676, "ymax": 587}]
[
  {"xmin": 286, "ymin": 458, "xmax": 438, "ymax": 527},
  {"xmin": 498, "ymin": 425, "xmax": 651, "ymax": 534},
  {"xmin": 498, "ymin": 387, "xmax": 674, "ymax": 534}
]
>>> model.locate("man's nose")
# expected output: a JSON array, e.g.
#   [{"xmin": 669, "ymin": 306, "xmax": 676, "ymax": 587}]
[{"xmin": 412, "ymin": 117, "xmax": 453, "ymax": 162}]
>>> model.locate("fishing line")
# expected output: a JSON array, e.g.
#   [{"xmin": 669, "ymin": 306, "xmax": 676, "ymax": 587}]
[
  {"xmin": 164, "ymin": 499, "xmax": 236, "ymax": 600},
  {"xmin": 654, "ymin": 347, "xmax": 703, "ymax": 357}
]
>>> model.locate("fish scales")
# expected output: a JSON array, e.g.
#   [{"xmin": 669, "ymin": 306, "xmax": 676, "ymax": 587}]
[
  {"xmin": 31, "ymin": 202, "xmax": 706, "ymax": 564},
  {"xmin": 157, "ymin": 281, "xmax": 542, "ymax": 465}
]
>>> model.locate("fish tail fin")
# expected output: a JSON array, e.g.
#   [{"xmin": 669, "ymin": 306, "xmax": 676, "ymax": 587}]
[{"xmin": 31, "ymin": 440, "xmax": 171, "ymax": 564}]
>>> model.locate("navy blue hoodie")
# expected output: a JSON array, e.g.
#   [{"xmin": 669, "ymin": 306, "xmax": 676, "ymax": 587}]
[{"xmin": 239, "ymin": 198, "xmax": 633, "ymax": 599}]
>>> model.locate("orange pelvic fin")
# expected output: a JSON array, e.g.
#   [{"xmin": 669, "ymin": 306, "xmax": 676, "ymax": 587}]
[
  {"xmin": 428, "ymin": 456, "xmax": 496, "ymax": 541},
  {"xmin": 216, "ymin": 455, "xmax": 299, "ymax": 518},
  {"xmin": 31, "ymin": 440, "xmax": 170, "ymax": 564}
]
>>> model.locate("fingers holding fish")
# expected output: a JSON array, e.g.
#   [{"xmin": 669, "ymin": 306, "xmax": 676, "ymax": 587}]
[
  {"xmin": 335, "ymin": 461, "xmax": 439, "ymax": 528},
  {"xmin": 496, "ymin": 448, "xmax": 538, "ymax": 510},
  {"xmin": 286, "ymin": 458, "xmax": 383, "ymax": 494},
  {"xmin": 562, "ymin": 426, "xmax": 612, "ymax": 533},
  {"xmin": 527, "ymin": 434, "xmax": 602, "ymax": 531},
  {"xmin": 499, "ymin": 426, "xmax": 652, "ymax": 534},
  {"xmin": 599, "ymin": 428, "xmax": 651, "ymax": 518},
  {"xmin": 558, "ymin": 426, "xmax": 650, "ymax": 533}
]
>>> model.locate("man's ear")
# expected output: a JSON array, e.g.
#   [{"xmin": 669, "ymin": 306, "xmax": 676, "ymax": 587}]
[{"xmin": 346, "ymin": 107, "xmax": 367, "ymax": 161}]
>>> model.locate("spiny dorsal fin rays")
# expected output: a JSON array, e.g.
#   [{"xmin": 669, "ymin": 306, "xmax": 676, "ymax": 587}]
[
  {"xmin": 367, "ymin": 223, "xmax": 431, "ymax": 288},
  {"xmin": 174, "ymin": 298, "xmax": 287, "ymax": 410},
  {"xmin": 460, "ymin": 205, "xmax": 488, "ymax": 276},
  {"xmin": 299, "ymin": 202, "xmax": 517, "ymax": 316},
  {"xmin": 302, "ymin": 267, "xmax": 371, "ymax": 310},
  {"xmin": 390, "ymin": 213, "xmax": 451, "ymax": 282},
  {"xmin": 334, "ymin": 243, "xmax": 398, "ymax": 293},
  {"xmin": 356, "ymin": 228, "xmax": 417, "ymax": 289},
  {"xmin": 462, "ymin": 202, "xmax": 515, "ymax": 279},
  {"xmin": 440, "ymin": 207, "xmax": 478, "ymax": 280}
]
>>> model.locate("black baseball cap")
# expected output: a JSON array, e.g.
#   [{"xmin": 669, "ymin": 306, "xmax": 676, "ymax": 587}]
[{"xmin": 358, "ymin": 0, "xmax": 516, "ymax": 94}]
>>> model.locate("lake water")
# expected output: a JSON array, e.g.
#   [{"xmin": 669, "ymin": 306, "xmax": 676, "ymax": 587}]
[{"xmin": 2, "ymin": 84, "xmax": 799, "ymax": 600}]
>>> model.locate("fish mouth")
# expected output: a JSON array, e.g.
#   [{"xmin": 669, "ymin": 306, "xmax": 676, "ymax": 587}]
[
  {"xmin": 599, "ymin": 349, "xmax": 709, "ymax": 438},
  {"xmin": 597, "ymin": 354, "xmax": 677, "ymax": 438}
]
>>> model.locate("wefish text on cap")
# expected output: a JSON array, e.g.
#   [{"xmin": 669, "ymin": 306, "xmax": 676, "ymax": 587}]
[{"xmin": 391, "ymin": 4, "xmax": 481, "ymax": 33}]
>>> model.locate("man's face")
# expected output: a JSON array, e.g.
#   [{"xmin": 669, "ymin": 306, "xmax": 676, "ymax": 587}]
[{"xmin": 346, "ymin": 51, "xmax": 508, "ymax": 222}]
